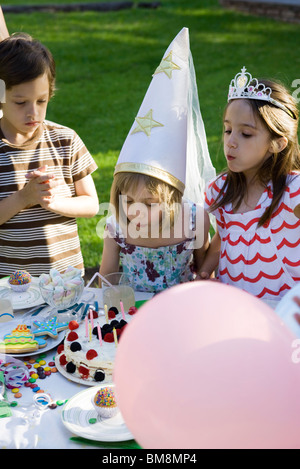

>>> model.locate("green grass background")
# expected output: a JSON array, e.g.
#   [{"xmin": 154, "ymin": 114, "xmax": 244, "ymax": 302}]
[{"xmin": 3, "ymin": 0, "xmax": 300, "ymax": 268}]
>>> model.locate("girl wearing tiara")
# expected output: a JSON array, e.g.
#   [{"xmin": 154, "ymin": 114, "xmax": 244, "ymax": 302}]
[
  {"xmin": 99, "ymin": 28, "xmax": 215, "ymax": 293},
  {"xmin": 201, "ymin": 67, "xmax": 300, "ymax": 307}
]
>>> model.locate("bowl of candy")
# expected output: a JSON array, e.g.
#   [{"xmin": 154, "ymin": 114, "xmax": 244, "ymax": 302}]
[{"xmin": 39, "ymin": 267, "xmax": 84, "ymax": 312}]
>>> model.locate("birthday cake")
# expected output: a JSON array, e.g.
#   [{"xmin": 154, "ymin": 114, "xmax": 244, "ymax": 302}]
[{"xmin": 56, "ymin": 307, "xmax": 137, "ymax": 384}]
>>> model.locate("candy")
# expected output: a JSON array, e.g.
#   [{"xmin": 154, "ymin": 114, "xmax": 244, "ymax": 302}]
[
  {"xmin": 3, "ymin": 356, "xmax": 61, "ymax": 407},
  {"xmin": 56, "ymin": 400, "xmax": 66, "ymax": 406},
  {"xmin": 39, "ymin": 267, "xmax": 84, "ymax": 308}
]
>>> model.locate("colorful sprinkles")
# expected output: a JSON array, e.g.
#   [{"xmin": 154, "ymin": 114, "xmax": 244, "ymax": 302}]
[
  {"xmin": 9, "ymin": 270, "xmax": 32, "ymax": 285},
  {"xmin": 94, "ymin": 387, "xmax": 116, "ymax": 408}
]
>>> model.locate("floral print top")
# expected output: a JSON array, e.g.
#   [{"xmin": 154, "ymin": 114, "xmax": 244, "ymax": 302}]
[{"xmin": 106, "ymin": 200, "xmax": 197, "ymax": 293}]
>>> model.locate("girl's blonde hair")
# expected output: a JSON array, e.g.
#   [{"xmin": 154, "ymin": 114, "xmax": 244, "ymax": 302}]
[
  {"xmin": 210, "ymin": 79, "xmax": 300, "ymax": 227},
  {"xmin": 110, "ymin": 172, "xmax": 182, "ymax": 230}
]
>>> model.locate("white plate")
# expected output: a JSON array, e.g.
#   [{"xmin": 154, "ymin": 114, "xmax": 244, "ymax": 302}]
[
  {"xmin": 0, "ymin": 277, "xmax": 44, "ymax": 310},
  {"xmin": 61, "ymin": 385, "xmax": 133, "ymax": 442},
  {"xmin": 55, "ymin": 355, "xmax": 107, "ymax": 387},
  {"xmin": 0, "ymin": 318, "xmax": 66, "ymax": 357}
]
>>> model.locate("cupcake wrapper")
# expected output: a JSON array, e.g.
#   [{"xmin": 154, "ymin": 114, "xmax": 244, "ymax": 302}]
[
  {"xmin": 9, "ymin": 283, "xmax": 31, "ymax": 292},
  {"xmin": 91, "ymin": 396, "xmax": 118, "ymax": 419}
]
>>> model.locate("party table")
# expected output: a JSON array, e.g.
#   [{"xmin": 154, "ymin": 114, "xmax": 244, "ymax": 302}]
[{"xmin": 0, "ymin": 285, "xmax": 153, "ymax": 449}]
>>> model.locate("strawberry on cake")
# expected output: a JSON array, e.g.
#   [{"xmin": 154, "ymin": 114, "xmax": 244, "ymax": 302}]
[{"xmin": 57, "ymin": 307, "xmax": 136, "ymax": 383}]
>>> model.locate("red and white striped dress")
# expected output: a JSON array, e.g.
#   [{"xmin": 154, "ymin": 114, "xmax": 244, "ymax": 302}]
[{"xmin": 205, "ymin": 172, "xmax": 300, "ymax": 305}]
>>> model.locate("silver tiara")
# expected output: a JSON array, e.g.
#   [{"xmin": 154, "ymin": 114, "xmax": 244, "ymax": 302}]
[{"xmin": 228, "ymin": 66, "xmax": 295, "ymax": 119}]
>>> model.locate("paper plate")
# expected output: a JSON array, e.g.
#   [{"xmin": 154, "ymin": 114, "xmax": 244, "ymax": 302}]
[{"xmin": 61, "ymin": 385, "xmax": 133, "ymax": 442}]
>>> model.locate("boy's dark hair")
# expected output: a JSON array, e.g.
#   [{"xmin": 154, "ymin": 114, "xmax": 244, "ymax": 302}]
[{"xmin": 0, "ymin": 32, "xmax": 56, "ymax": 98}]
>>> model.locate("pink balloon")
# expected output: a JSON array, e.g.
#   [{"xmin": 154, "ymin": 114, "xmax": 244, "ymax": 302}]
[{"xmin": 114, "ymin": 281, "xmax": 300, "ymax": 449}]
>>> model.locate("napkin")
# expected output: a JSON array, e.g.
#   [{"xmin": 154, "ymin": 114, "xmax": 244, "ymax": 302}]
[{"xmin": 70, "ymin": 436, "xmax": 141, "ymax": 449}]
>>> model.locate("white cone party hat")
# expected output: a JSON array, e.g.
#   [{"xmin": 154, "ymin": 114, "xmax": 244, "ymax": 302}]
[{"xmin": 114, "ymin": 27, "xmax": 215, "ymax": 204}]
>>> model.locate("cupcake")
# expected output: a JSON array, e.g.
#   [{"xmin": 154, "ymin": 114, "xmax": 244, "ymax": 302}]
[
  {"xmin": 91, "ymin": 387, "xmax": 118, "ymax": 419},
  {"xmin": 9, "ymin": 270, "xmax": 32, "ymax": 292}
]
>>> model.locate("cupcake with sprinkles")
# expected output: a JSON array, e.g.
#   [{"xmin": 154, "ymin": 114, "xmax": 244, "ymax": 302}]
[
  {"xmin": 9, "ymin": 270, "xmax": 32, "ymax": 292},
  {"xmin": 91, "ymin": 386, "xmax": 118, "ymax": 418}
]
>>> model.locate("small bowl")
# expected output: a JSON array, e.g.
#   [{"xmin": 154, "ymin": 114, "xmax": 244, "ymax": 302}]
[{"xmin": 39, "ymin": 277, "xmax": 84, "ymax": 310}]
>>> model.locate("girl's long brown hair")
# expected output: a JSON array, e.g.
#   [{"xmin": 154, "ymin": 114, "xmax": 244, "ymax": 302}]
[{"xmin": 209, "ymin": 79, "xmax": 300, "ymax": 227}]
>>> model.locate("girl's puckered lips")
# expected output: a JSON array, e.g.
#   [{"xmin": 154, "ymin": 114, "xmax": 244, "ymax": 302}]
[{"xmin": 226, "ymin": 154, "xmax": 236, "ymax": 161}]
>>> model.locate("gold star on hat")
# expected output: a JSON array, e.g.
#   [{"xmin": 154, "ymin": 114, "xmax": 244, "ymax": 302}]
[
  {"xmin": 131, "ymin": 109, "xmax": 164, "ymax": 137},
  {"xmin": 153, "ymin": 51, "xmax": 181, "ymax": 79}
]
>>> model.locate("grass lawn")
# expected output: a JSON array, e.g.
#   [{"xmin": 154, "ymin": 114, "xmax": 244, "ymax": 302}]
[{"xmin": 3, "ymin": 0, "xmax": 300, "ymax": 268}]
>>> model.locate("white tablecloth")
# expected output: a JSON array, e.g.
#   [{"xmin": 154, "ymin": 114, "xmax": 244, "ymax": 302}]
[{"xmin": 0, "ymin": 287, "xmax": 153, "ymax": 449}]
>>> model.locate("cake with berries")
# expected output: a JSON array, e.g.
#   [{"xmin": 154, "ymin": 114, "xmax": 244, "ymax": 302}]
[{"xmin": 56, "ymin": 306, "xmax": 138, "ymax": 384}]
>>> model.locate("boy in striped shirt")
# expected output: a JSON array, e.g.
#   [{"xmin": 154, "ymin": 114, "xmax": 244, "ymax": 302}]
[{"xmin": 0, "ymin": 33, "xmax": 99, "ymax": 277}]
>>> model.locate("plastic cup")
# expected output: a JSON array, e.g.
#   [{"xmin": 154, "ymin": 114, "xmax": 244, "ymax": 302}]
[{"xmin": 102, "ymin": 273, "xmax": 135, "ymax": 313}]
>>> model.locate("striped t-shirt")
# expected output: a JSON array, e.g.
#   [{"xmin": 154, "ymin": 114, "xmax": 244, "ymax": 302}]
[{"xmin": 0, "ymin": 120, "xmax": 98, "ymax": 277}]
